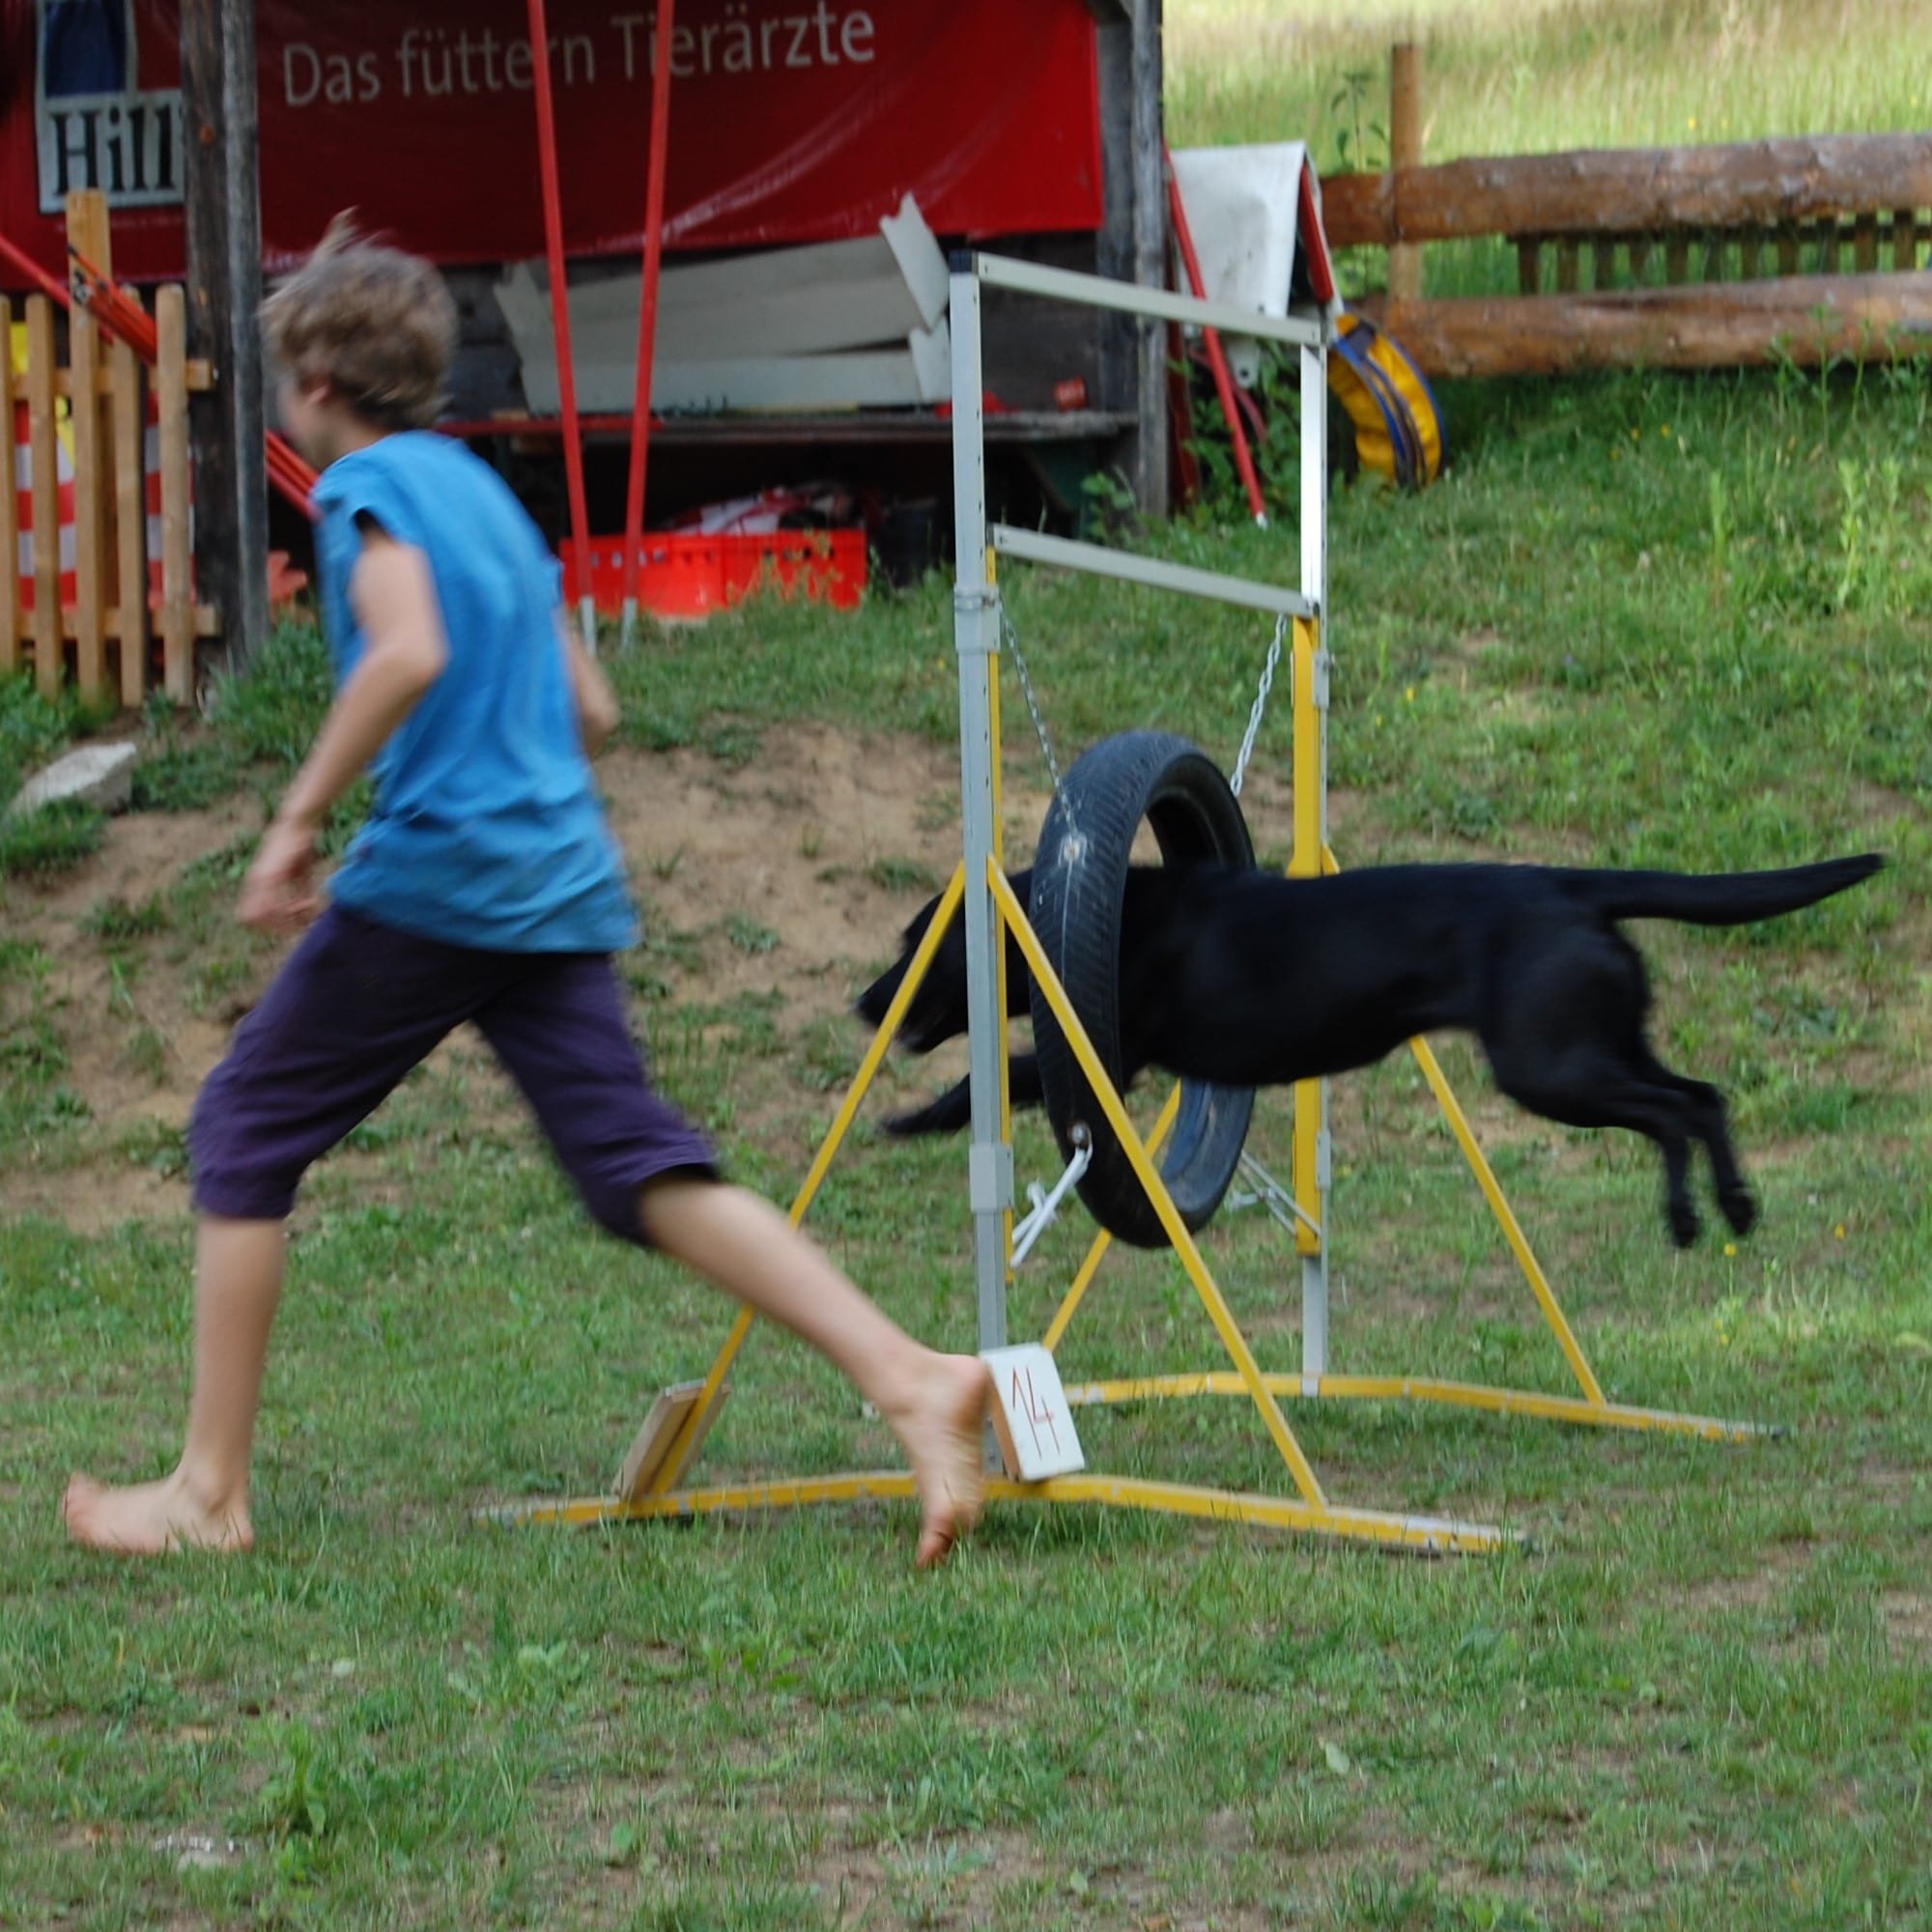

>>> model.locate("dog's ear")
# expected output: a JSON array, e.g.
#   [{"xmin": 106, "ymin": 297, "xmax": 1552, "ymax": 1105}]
[
  {"xmin": 898, "ymin": 886, "xmax": 947, "ymax": 950},
  {"xmin": 853, "ymin": 960, "xmax": 898, "ymax": 1027}
]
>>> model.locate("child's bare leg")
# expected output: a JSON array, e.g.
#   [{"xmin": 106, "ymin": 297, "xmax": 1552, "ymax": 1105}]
[
  {"xmin": 64, "ymin": 1216, "xmax": 285, "ymax": 1553},
  {"xmin": 638, "ymin": 1178, "xmax": 991, "ymax": 1567}
]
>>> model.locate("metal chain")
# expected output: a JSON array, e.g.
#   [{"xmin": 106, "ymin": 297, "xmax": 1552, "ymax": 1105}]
[
  {"xmin": 1230, "ymin": 612, "xmax": 1287, "ymax": 799},
  {"xmin": 1001, "ymin": 603, "xmax": 1079, "ymax": 834}
]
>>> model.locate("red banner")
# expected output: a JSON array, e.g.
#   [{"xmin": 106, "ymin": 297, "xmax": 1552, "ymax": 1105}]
[{"xmin": 1, "ymin": 0, "xmax": 1101, "ymax": 283}]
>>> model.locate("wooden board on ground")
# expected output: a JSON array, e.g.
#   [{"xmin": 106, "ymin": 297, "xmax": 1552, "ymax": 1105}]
[{"xmin": 616, "ymin": 1380, "xmax": 729, "ymax": 1503}]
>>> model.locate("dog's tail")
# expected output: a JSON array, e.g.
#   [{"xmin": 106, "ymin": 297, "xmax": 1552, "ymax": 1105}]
[{"xmin": 1572, "ymin": 853, "xmax": 1886, "ymax": 926}]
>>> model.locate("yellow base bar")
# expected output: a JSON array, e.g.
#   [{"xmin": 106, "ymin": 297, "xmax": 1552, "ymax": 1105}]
[
  {"xmin": 482, "ymin": 1468, "xmax": 1507, "ymax": 1553},
  {"xmin": 1058, "ymin": 1371, "xmax": 1774, "ymax": 1442}
]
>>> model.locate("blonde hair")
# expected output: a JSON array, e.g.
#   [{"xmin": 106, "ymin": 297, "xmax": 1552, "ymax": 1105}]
[{"xmin": 261, "ymin": 214, "xmax": 456, "ymax": 431}]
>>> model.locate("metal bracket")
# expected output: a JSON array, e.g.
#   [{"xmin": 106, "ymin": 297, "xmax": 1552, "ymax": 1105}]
[
  {"xmin": 970, "ymin": 1141, "xmax": 1015, "ymax": 1213},
  {"xmin": 1227, "ymin": 1151, "xmax": 1323, "ymax": 1240},
  {"xmin": 1010, "ymin": 1128, "xmax": 1094, "ymax": 1269},
  {"xmin": 1311, "ymin": 650, "xmax": 1332, "ymax": 712}
]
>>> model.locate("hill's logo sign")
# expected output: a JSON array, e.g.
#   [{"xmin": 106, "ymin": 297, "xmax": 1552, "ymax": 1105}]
[{"xmin": 34, "ymin": 0, "xmax": 185, "ymax": 213}]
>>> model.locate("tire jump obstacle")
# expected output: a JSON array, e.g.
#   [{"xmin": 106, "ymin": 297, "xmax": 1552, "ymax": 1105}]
[{"xmin": 499, "ymin": 242, "xmax": 1764, "ymax": 1553}]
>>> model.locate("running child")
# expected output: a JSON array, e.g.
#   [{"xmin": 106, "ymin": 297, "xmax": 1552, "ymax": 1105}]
[{"xmin": 63, "ymin": 220, "xmax": 989, "ymax": 1568}]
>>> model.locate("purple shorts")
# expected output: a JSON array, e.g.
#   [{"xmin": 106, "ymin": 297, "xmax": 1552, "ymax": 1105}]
[{"xmin": 189, "ymin": 905, "xmax": 717, "ymax": 1242}]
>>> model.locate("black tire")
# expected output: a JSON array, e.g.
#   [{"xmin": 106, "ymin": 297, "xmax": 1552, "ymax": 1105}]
[{"xmin": 1027, "ymin": 730, "xmax": 1256, "ymax": 1249}]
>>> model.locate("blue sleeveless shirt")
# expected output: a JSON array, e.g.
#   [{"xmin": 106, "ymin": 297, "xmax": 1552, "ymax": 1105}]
[{"xmin": 311, "ymin": 433, "xmax": 638, "ymax": 953}]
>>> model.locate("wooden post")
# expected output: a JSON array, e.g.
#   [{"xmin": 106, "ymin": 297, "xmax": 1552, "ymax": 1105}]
[
  {"xmin": 1094, "ymin": 6, "xmax": 1138, "ymax": 477},
  {"xmin": 110, "ymin": 306, "xmax": 147, "ymax": 708},
  {"xmin": 182, "ymin": 0, "xmax": 264, "ymax": 679},
  {"xmin": 1516, "ymin": 238, "xmax": 1541, "ymax": 295},
  {"xmin": 1893, "ymin": 210, "xmax": 1918, "ymax": 272},
  {"xmin": 1853, "ymin": 213, "xmax": 1879, "ymax": 273},
  {"xmin": 68, "ymin": 301, "xmax": 107, "ymax": 704},
  {"xmin": 156, "ymin": 287, "xmax": 194, "ymax": 704},
  {"xmin": 1350, "ymin": 271, "xmax": 1932, "ymax": 377},
  {"xmin": 25, "ymin": 297, "xmax": 61, "ymax": 701},
  {"xmin": 1387, "ymin": 43, "xmax": 1424, "ymax": 303},
  {"xmin": 0, "ymin": 296, "xmax": 16, "ymax": 678},
  {"xmin": 1126, "ymin": 0, "xmax": 1169, "ymax": 517},
  {"xmin": 66, "ymin": 192, "xmax": 111, "ymax": 704}
]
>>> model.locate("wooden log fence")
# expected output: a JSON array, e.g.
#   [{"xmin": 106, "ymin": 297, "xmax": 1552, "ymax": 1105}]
[
  {"xmin": 3, "ymin": 194, "xmax": 214, "ymax": 707},
  {"xmin": 1321, "ymin": 48, "xmax": 1932, "ymax": 377}
]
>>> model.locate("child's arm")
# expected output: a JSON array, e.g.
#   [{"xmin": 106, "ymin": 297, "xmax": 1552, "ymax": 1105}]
[
  {"xmin": 239, "ymin": 528, "xmax": 449, "ymax": 934},
  {"xmin": 558, "ymin": 611, "xmax": 620, "ymax": 757}
]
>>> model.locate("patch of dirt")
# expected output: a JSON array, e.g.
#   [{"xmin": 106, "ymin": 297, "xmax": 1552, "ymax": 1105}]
[
  {"xmin": 7, "ymin": 727, "xmax": 1247, "ymax": 1232},
  {"xmin": 600, "ymin": 728, "xmax": 967, "ymax": 1021},
  {"xmin": 1883, "ymin": 1591, "xmax": 1932, "ymax": 1654},
  {"xmin": 6, "ymin": 792, "xmax": 270, "ymax": 1229},
  {"xmin": 2, "ymin": 721, "xmax": 1918, "ymax": 1256}
]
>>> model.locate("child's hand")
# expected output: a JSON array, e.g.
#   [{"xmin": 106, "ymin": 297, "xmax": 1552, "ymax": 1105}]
[{"xmin": 240, "ymin": 817, "xmax": 322, "ymax": 935}]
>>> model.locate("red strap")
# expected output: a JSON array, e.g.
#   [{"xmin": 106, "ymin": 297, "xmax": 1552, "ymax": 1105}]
[
  {"xmin": 1297, "ymin": 164, "xmax": 1337, "ymax": 306},
  {"xmin": 526, "ymin": 0, "xmax": 594, "ymax": 612},
  {"xmin": 620, "ymin": 0, "xmax": 678, "ymax": 621},
  {"xmin": 1165, "ymin": 144, "xmax": 1266, "ymax": 526}
]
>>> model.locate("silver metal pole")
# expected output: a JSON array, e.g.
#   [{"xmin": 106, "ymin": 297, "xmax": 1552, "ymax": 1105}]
[
  {"xmin": 1299, "ymin": 335, "xmax": 1332, "ymax": 1390},
  {"xmin": 949, "ymin": 267, "xmax": 1013, "ymax": 1362},
  {"xmin": 969, "ymin": 251, "xmax": 1325, "ymax": 349},
  {"xmin": 990, "ymin": 525, "xmax": 1316, "ymax": 618}
]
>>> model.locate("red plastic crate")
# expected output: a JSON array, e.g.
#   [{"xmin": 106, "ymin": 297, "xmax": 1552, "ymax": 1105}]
[{"xmin": 561, "ymin": 527, "xmax": 867, "ymax": 620}]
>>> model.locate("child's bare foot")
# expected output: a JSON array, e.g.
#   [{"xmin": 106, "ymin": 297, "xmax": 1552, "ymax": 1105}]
[
  {"xmin": 63, "ymin": 1471, "xmax": 253, "ymax": 1554},
  {"xmin": 881, "ymin": 1352, "xmax": 993, "ymax": 1568}
]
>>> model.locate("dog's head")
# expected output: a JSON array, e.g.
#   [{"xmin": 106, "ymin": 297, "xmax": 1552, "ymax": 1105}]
[{"xmin": 854, "ymin": 882, "xmax": 973, "ymax": 1054}]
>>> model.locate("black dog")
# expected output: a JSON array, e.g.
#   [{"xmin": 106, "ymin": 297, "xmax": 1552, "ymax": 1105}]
[{"xmin": 855, "ymin": 854, "xmax": 1884, "ymax": 1246}]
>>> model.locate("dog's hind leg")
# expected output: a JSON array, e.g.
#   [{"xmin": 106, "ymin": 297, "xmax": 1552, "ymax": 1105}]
[
  {"xmin": 1487, "ymin": 1041, "xmax": 1707, "ymax": 1246},
  {"xmin": 1483, "ymin": 928, "xmax": 1715, "ymax": 1245},
  {"xmin": 1632, "ymin": 1048, "xmax": 1756, "ymax": 1236}
]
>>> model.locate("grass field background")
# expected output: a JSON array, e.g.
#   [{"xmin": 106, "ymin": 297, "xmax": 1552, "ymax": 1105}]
[
  {"xmin": 1167, "ymin": 0, "xmax": 1932, "ymax": 164},
  {"xmin": 1167, "ymin": 0, "xmax": 1932, "ymax": 298},
  {"xmin": 4, "ymin": 5, "xmax": 1931, "ymax": 1926}
]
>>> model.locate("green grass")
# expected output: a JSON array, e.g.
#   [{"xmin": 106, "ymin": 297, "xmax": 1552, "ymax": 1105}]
[
  {"xmin": 1168, "ymin": 0, "xmax": 1932, "ymax": 298},
  {"xmin": 1167, "ymin": 0, "xmax": 1932, "ymax": 165},
  {"xmin": 3, "ymin": 356, "xmax": 1928, "ymax": 1928},
  {"xmin": 9, "ymin": 35, "xmax": 1932, "ymax": 1906},
  {"xmin": 0, "ymin": 673, "xmax": 110, "ymax": 881},
  {"xmin": 0, "ymin": 795, "xmax": 106, "ymax": 879},
  {"xmin": 0, "ymin": 670, "xmax": 83, "ymax": 805}
]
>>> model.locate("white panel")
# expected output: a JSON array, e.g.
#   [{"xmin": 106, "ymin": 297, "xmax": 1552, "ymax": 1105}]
[
  {"xmin": 982, "ymin": 1346, "xmax": 1086, "ymax": 1481},
  {"xmin": 1170, "ymin": 142, "xmax": 1309, "ymax": 386},
  {"xmin": 496, "ymin": 193, "xmax": 952, "ymax": 399}
]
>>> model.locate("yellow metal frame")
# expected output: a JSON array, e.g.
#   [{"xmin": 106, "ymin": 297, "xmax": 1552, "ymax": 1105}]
[
  {"xmin": 501, "ymin": 298, "xmax": 1766, "ymax": 1548},
  {"xmin": 500, "ymin": 609, "xmax": 1761, "ymax": 1552},
  {"xmin": 490, "ymin": 846, "xmax": 1506, "ymax": 1550},
  {"xmin": 1035, "ymin": 619, "xmax": 1765, "ymax": 1450}
]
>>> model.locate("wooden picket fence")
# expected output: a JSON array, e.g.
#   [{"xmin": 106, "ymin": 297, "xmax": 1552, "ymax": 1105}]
[{"xmin": 2, "ymin": 207, "xmax": 213, "ymax": 707}]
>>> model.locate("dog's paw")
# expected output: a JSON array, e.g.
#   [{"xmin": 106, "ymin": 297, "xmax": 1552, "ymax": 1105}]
[
  {"xmin": 1668, "ymin": 1199, "xmax": 1701, "ymax": 1248},
  {"xmin": 1719, "ymin": 1184, "xmax": 1758, "ymax": 1238}
]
